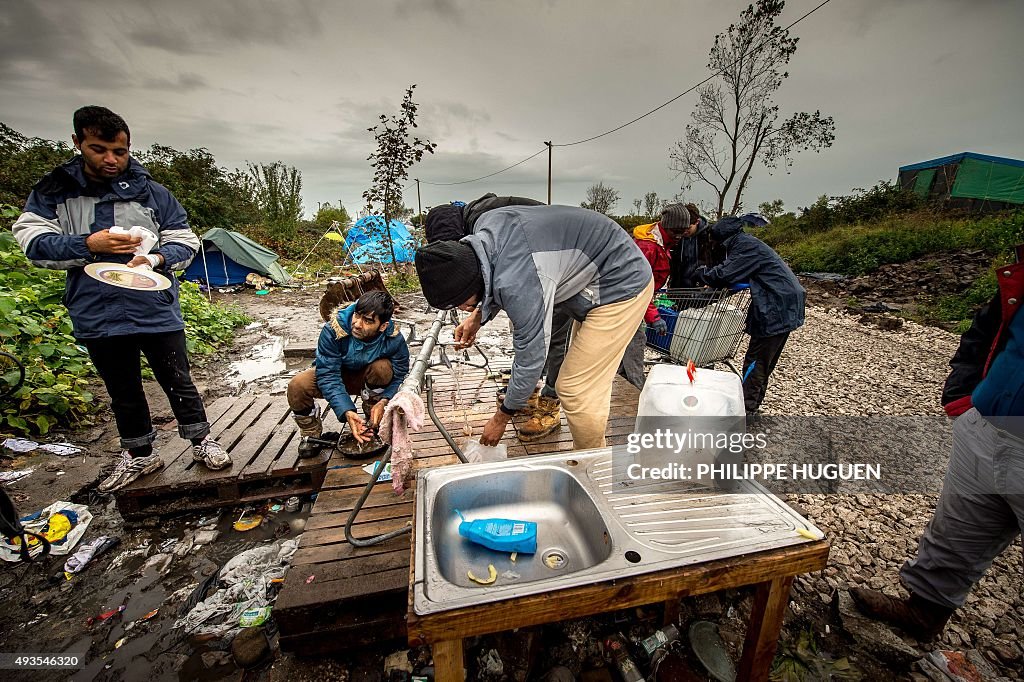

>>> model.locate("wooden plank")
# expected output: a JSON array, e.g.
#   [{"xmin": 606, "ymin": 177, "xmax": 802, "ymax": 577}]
[
  {"xmin": 304, "ymin": 502, "xmax": 414, "ymax": 531},
  {"xmin": 292, "ymin": 534, "xmax": 409, "ymax": 566},
  {"xmin": 432, "ymin": 639, "xmax": 465, "ymax": 682},
  {"xmin": 277, "ymin": 554, "xmax": 411, "ymax": 610},
  {"xmin": 241, "ymin": 417, "xmax": 297, "ymax": 479},
  {"xmin": 313, "ymin": 482, "xmax": 416, "ymax": 514},
  {"xmin": 738, "ymin": 576, "xmax": 795, "ymax": 682},
  {"xmin": 197, "ymin": 395, "xmax": 277, "ymax": 480},
  {"xmin": 229, "ymin": 400, "xmax": 292, "ymax": 477},
  {"xmin": 143, "ymin": 394, "xmax": 256, "ymax": 487},
  {"xmin": 406, "ymin": 540, "xmax": 830, "ymax": 645},
  {"xmin": 323, "ymin": 454, "xmax": 459, "ymax": 489},
  {"xmin": 300, "ymin": 516, "xmax": 412, "ymax": 548}
]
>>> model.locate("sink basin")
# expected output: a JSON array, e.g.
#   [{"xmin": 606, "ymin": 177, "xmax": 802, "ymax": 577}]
[
  {"xmin": 430, "ymin": 466, "xmax": 612, "ymax": 586},
  {"xmin": 413, "ymin": 449, "xmax": 823, "ymax": 615}
]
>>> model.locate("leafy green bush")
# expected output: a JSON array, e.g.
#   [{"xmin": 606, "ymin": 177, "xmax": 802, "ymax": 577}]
[
  {"xmin": 0, "ymin": 229, "xmax": 94, "ymax": 435},
  {"xmin": 0, "ymin": 227, "xmax": 250, "ymax": 436},
  {"xmin": 179, "ymin": 281, "xmax": 250, "ymax": 355},
  {"xmin": 768, "ymin": 210, "xmax": 1023, "ymax": 275}
]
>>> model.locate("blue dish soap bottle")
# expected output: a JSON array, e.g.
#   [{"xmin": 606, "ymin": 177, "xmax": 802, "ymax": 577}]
[{"xmin": 455, "ymin": 509, "xmax": 538, "ymax": 554}]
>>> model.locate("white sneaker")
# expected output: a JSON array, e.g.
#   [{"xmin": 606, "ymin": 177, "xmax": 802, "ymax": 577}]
[
  {"xmin": 192, "ymin": 437, "xmax": 231, "ymax": 470},
  {"xmin": 98, "ymin": 452, "xmax": 164, "ymax": 493}
]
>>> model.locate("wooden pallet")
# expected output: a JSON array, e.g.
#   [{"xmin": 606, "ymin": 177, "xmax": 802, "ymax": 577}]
[
  {"xmin": 113, "ymin": 394, "xmax": 334, "ymax": 519},
  {"xmin": 275, "ymin": 369, "xmax": 641, "ymax": 656}
]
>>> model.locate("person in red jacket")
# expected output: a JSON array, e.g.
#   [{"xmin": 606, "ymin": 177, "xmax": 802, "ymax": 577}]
[{"xmin": 617, "ymin": 204, "xmax": 691, "ymax": 389}]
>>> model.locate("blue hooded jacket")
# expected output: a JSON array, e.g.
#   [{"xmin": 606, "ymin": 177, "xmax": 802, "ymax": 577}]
[
  {"xmin": 315, "ymin": 304, "xmax": 411, "ymax": 420},
  {"xmin": 698, "ymin": 216, "xmax": 805, "ymax": 337},
  {"xmin": 12, "ymin": 156, "xmax": 200, "ymax": 339}
]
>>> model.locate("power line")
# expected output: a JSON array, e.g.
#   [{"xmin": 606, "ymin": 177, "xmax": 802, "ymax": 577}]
[
  {"xmin": 419, "ymin": 147, "xmax": 548, "ymax": 186},
  {"xmin": 414, "ymin": 0, "xmax": 835, "ymax": 188},
  {"xmin": 553, "ymin": 0, "xmax": 834, "ymax": 147}
]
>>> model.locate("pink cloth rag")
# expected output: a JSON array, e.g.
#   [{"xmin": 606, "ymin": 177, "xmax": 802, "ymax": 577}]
[{"xmin": 379, "ymin": 389, "xmax": 425, "ymax": 494}]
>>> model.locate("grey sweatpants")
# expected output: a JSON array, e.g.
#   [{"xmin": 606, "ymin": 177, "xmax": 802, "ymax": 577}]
[
  {"xmin": 900, "ymin": 408, "xmax": 1024, "ymax": 608},
  {"xmin": 616, "ymin": 325, "xmax": 648, "ymax": 390}
]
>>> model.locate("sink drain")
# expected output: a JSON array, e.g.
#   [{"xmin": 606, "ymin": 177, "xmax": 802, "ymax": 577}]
[{"xmin": 542, "ymin": 549, "xmax": 568, "ymax": 570}]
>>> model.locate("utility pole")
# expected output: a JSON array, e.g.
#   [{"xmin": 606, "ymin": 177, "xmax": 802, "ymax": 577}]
[
  {"xmin": 415, "ymin": 179, "xmax": 422, "ymax": 227},
  {"xmin": 545, "ymin": 141, "xmax": 553, "ymax": 205}
]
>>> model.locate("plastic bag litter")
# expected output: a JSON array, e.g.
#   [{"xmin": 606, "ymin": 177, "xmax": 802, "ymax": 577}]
[
  {"xmin": 2, "ymin": 438, "xmax": 39, "ymax": 453},
  {"xmin": 174, "ymin": 538, "xmax": 299, "ymax": 639},
  {"xmin": 0, "ymin": 501, "xmax": 93, "ymax": 562},
  {"xmin": 463, "ymin": 439, "xmax": 508, "ymax": 463},
  {"xmin": 0, "ymin": 469, "xmax": 33, "ymax": 485},
  {"xmin": 64, "ymin": 535, "xmax": 120, "ymax": 574}
]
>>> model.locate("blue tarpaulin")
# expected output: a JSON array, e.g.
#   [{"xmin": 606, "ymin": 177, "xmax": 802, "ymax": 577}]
[{"xmin": 345, "ymin": 216, "xmax": 416, "ymax": 264}]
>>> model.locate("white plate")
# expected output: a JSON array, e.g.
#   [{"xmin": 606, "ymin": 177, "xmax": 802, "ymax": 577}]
[{"xmin": 84, "ymin": 263, "xmax": 171, "ymax": 291}]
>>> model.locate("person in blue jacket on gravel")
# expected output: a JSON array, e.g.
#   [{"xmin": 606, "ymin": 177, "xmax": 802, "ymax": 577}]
[{"xmin": 697, "ymin": 213, "xmax": 805, "ymax": 416}]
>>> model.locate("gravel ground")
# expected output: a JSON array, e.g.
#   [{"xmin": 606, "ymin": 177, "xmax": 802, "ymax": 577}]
[{"xmin": 759, "ymin": 307, "xmax": 1023, "ymax": 677}]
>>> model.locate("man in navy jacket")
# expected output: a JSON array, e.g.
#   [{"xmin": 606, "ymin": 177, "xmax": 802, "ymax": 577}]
[
  {"xmin": 697, "ymin": 214, "xmax": 805, "ymax": 415},
  {"xmin": 13, "ymin": 106, "xmax": 229, "ymax": 492}
]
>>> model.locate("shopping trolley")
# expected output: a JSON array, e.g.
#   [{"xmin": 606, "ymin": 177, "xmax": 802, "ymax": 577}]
[{"xmin": 643, "ymin": 284, "xmax": 751, "ymax": 374}]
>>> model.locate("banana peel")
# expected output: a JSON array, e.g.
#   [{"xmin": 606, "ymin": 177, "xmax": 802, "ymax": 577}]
[{"xmin": 467, "ymin": 564, "xmax": 497, "ymax": 585}]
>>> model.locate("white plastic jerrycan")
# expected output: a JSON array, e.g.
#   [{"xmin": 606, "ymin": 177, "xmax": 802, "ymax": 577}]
[{"xmin": 634, "ymin": 364, "xmax": 746, "ymax": 474}]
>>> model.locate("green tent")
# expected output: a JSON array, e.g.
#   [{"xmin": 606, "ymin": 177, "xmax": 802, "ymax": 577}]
[
  {"xmin": 898, "ymin": 152, "xmax": 1024, "ymax": 211},
  {"xmin": 183, "ymin": 227, "xmax": 291, "ymax": 285}
]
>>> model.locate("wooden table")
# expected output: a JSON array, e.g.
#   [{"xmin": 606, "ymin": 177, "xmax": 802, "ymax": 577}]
[{"xmin": 407, "ymin": 524, "xmax": 829, "ymax": 681}]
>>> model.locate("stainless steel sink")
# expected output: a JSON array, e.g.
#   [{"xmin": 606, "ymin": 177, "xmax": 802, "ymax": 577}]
[
  {"xmin": 429, "ymin": 466, "xmax": 612, "ymax": 587},
  {"xmin": 413, "ymin": 449, "xmax": 823, "ymax": 615}
]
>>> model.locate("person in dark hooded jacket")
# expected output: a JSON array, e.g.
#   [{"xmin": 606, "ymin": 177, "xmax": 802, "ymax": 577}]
[
  {"xmin": 670, "ymin": 203, "xmax": 721, "ymax": 288},
  {"xmin": 697, "ymin": 214, "xmax": 805, "ymax": 414}
]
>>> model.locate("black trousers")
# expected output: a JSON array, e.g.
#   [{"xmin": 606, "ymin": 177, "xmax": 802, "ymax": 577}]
[
  {"xmin": 84, "ymin": 330, "xmax": 210, "ymax": 450},
  {"xmin": 541, "ymin": 307, "xmax": 574, "ymax": 398},
  {"xmin": 742, "ymin": 332, "xmax": 790, "ymax": 413}
]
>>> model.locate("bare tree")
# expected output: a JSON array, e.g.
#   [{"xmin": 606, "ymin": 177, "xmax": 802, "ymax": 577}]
[
  {"xmin": 632, "ymin": 198, "xmax": 642, "ymax": 216},
  {"xmin": 580, "ymin": 181, "xmax": 620, "ymax": 215},
  {"xmin": 643, "ymin": 192, "xmax": 662, "ymax": 218},
  {"xmin": 668, "ymin": 0, "xmax": 835, "ymax": 218},
  {"xmin": 363, "ymin": 85, "xmax": 436, "ymax": 266}
]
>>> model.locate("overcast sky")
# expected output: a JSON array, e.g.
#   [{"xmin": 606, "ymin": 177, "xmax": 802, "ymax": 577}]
[{"xmin": 3, "ymin": 0, "xmax": 1022, "ymax": 220}]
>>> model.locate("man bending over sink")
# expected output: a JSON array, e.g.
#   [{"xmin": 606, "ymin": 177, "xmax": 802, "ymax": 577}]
[{"xmin": 415, "ymin": 205, "xmax": 653, "ymax": 450}]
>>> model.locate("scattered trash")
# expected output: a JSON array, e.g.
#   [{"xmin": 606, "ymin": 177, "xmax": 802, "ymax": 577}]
[
  {"xmin": 605, "ymin": 633, "xmax": 644, "ymax": 682},
  {"xmin": 140, "ymin": 552, "xmax": 172, "ymax": 574},
  {"xmin": 478, "ymin": 648, "xmax": 504, "ymax": 677},
  {"xmin": 114, "ymin": 637, "xmax": 128, "ymax": 649},
  {"xmin": 255, "ymin": 290, "xmax": 270, "ymax": 296},
  {"xmin": 510, "ymin": 551, "xmax": 517, "ymax": 563},
  {"xmin": 158, "ymin": 538, "xmax": 178, "ymax": 553},
  {"xmin": 641, "ymin": 624, "xmax": 682, "ymax": 659},
  {"xmin": 239, "ymin": 606, "xmax": 272, "ymax": 627},
  {"xmin": 362, "ymin": 460, "xmax": 393, "ymax": 482},
  {"xmin": 284, "ymin": 496, "xmax": 301, "ymax": 513},
  {"xmin": 244, "ymin": 322, "xmax": 263, "ymax": 331},
  {"xmin": 64, "ymin": 535, "xmax": 120, "ymax": 574},
  {"xmin": 87, "ymin": 604, "xmax": 126, "ymax": 626},
  {"xmin": 194, "ymin": 529, "xmax": 220, "ymax": 545},
  {"xmin": 1, "ymin": 438, "xmax": 39, "ymax": 453},
  {"xmin": 174, "ymin": 538, "xmax": 299, "ymax": 640},
  {"xmin": 0, "ymin": 469, "xmax": 33, "ymax": 485},
  {"xmin": 467, "ymin": 564, "xmax": 497, "ymax": 585},
  {"xmin": 689, "ymin": 620, "xmax": 737, "ymax": 682},
  {"xmin": 233, "ymin": 508, "xmax": 263, "ymax": 532},
  {"xmin": 39, "ymin": 443, "xmax": 84, "ymax": 457},
  {"xmin": 0, "ymin": 501, "xmax": 93, "ymax": 562},
  {"xmin": 269, "ymin": 503, "xmax": 283, "ymax": 513},
  {"xmin": 305, "ymin": 574, "xmax": 315, "ymax": 584}
]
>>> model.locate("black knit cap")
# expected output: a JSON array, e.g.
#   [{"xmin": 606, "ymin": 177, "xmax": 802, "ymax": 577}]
[
  {"xmin": 414, "ymin": 241, "xmax": 483, "ymax": 309},
  {"xmin": 660, "ymin": 203, "xmax": 691, "ymax": 233}
]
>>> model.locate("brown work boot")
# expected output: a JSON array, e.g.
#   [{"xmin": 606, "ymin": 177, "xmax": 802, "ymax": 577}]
[
  {"xmin": 496, "ymin": 386, "xmax": 541, "ymax": 410},
  {"xmin": 292, "ymin": 404, "xmax": 323, "ymax": 439},
  {"xmin": 849, "ymin": 588, "xmax": 954, "ymax": 641},
  {"xmin": 518, "ymin": 396, "xmax": 562, "ymax": 441}
]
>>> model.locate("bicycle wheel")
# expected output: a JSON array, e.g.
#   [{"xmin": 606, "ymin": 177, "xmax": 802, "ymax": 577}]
[{"xmin": 0, "ymin": 351, "xmax": 25, "ymax": 399}]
